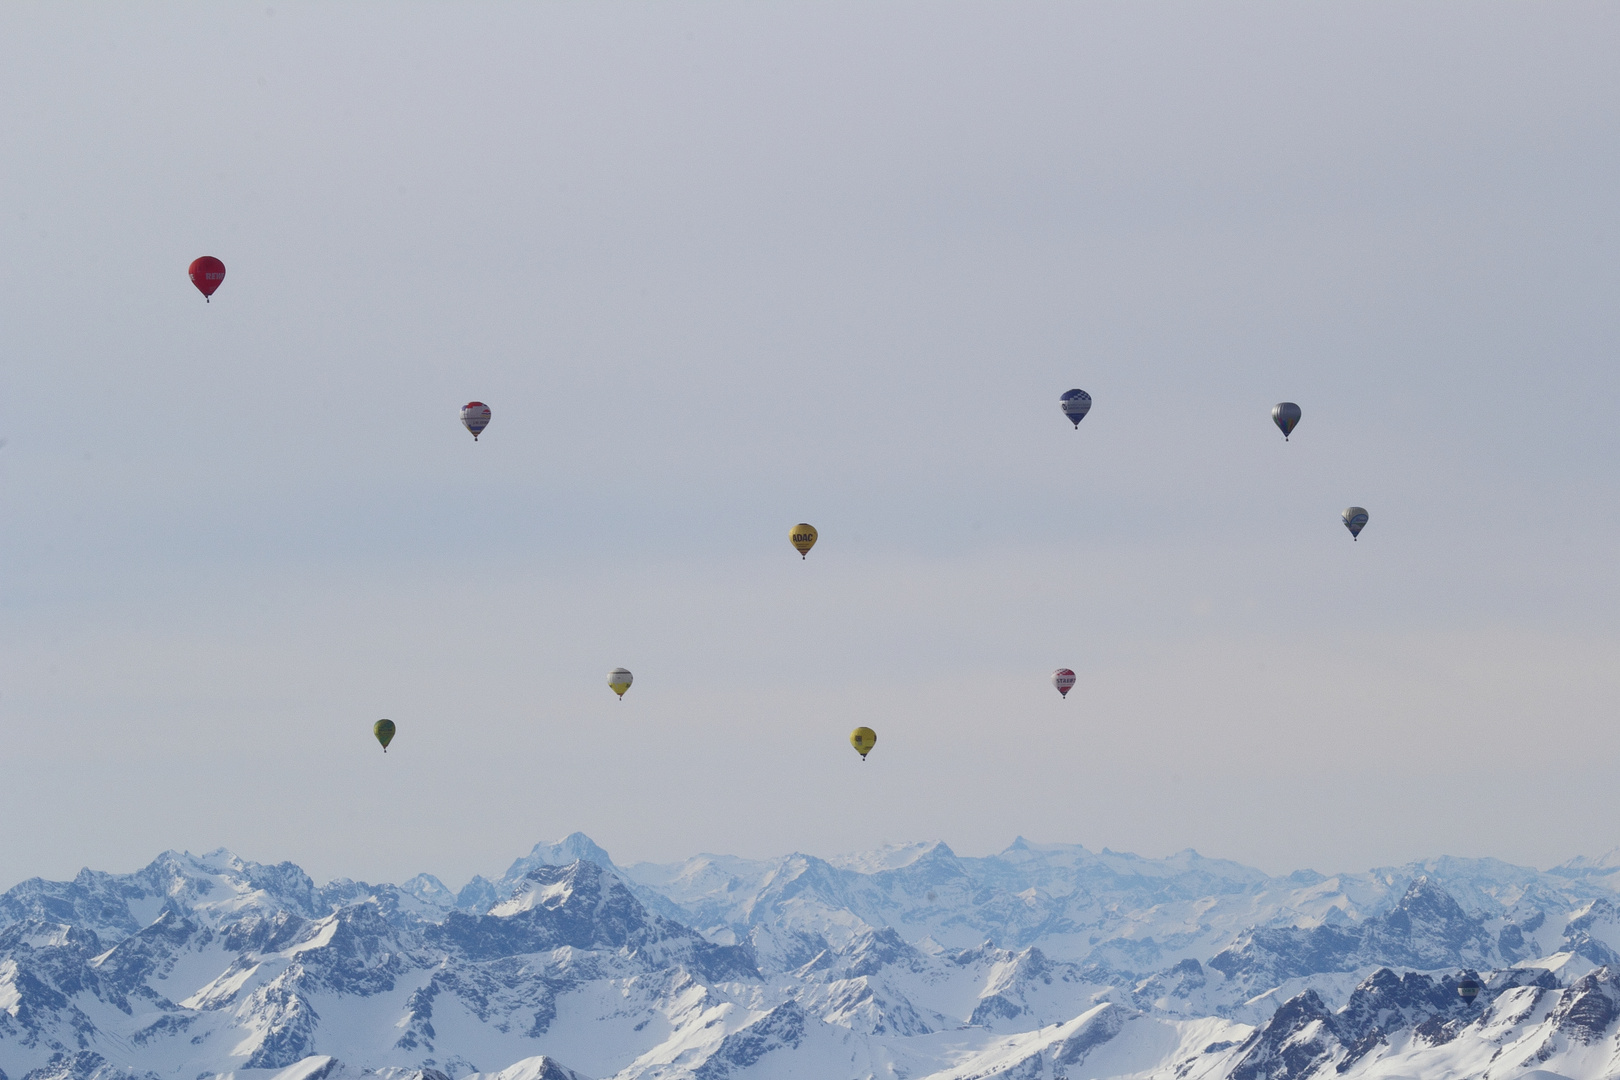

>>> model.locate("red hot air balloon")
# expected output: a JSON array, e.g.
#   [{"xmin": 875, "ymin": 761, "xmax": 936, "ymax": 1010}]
[
  {"xmin": 1052, "ymin": 668, "xmax": 1076, "ymax": 699},
  {"xmin": 188, "ymin": 257, "xmax": 226, "ymax": 301}
]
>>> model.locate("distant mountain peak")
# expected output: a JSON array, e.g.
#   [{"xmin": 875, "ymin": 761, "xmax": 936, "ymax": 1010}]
[
  {"xmin": 463, "ymin": 1056, "xmax": 591, "ymax": 1080},
  {"xmin": 491, "ymin": 860, "xmax": 616, "ymax": 917},
  {"xmin": 1556, "ymin": 848, "xmax": 1620, "ymax": 874},
  {"xmin": 497, "ymin": 834, "xmax": 616, "ymax": 888},
  {"xmin": 826, "ymin": 842, "xmax": 949, "ymax": 873},
  {"xmin": 552, "ymin": 832, "xmax": 613, "ymax": 864}
]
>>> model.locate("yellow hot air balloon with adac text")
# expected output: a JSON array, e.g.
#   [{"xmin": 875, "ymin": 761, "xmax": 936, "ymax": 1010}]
[
  {"xmin": 790, "ymin": 523, "xmax": 818, "ymax": 559},
  {"xmin": 850, "ymin": 726, "xmax": 876, "ymax": 760}
]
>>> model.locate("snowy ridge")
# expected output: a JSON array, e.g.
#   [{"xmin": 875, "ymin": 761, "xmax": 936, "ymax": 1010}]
[{"xmin": 3, "ymin": 837, "xmax": 1620, "ymax": 1079}]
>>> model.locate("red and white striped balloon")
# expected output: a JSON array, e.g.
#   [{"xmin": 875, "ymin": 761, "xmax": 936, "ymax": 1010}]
[
  {"xmin": 461, "ymin": 401, "xmax": 491, "ymax": 440},
  {"xmin": 1051, "ymin": 668, "xmax": 1076, "ymax": 699}
]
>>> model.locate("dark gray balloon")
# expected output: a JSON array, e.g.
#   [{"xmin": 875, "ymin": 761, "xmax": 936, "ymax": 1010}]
[{"xmin": 1272, "ymin": 402, "xmax": 1301, "ymax": 439}]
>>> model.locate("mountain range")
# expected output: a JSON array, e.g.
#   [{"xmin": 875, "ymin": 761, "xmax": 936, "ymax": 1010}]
[{"xmin": 5, "ymin": 835, "xmax": 1620, "ymax": 1080}]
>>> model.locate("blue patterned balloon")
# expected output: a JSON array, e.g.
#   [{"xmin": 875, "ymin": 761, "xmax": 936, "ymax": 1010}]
[{"xmin": 1060, "ymin": 389, "xmax": 1091, "ymax": 428}]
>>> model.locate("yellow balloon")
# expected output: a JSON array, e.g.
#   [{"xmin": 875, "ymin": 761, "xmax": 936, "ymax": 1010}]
[
  {"xmin": 608, "ymin": 668, "xmax": 633, "ymax": 699},
  {"xmin": 790, "ymin": 523, "xmax": 818, "ymax": 559},
  {"xmin": 850, "ymin": 726, "xmax": 876, "ymax": 759}
]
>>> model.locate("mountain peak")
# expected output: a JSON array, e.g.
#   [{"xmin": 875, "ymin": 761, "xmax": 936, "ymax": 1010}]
[
  {"xmin": 1554, "ymin": 848, "xmax": 1620, "ymax": 874},
  {"xmin": 827, "ymin": 842, "xmax": 952, "ymax": 874},
  {"xmin": 463, "ymin": 1056, "xmax": 592, "ymax": 1080},
  {"xmin": 1393, "ymin": 875, "xmax": 1467, "ymax": 917},
  {"xmin": 491, "ymin": 860, "xmax": 618, "ymax": 917},
  {"xmin": 553, "ymin": 832, "xmax": 613, "ymax": 864},
  {"xmin": 498, "ymin": 834, "xmax": 615, "ymax": 887}
]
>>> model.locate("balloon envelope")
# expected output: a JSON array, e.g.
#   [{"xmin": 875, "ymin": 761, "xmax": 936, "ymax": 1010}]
[
  {"xmin": 462, "ymin": 402, "xmax": 491, "ymax": 440},
  {"xmin": 608, "ymin": 668, "xmax": 633, "ymax": 699},
  {"xmin": 1052, "ymin": 668, "xmax": 1076, "ymax": 698},
  {"xmin": 1060, "ymin": 389, "xmax": 1092, "ymax": 428},
  {"xmin": 188, "ymin": 256, "xmax": 226, "ymax": 300},
  {"xmin": 850, "ymin": 726, "xmax": 877, "ymax": 759},
  {"xmin": 373, "ymin": 719, "xmax": 395, "ymax": 752},
  {"xmin": 1343, "ymin": 507, "xmax": 1369, "ymax": 539},
  {"xmin": 1457, "ymin": 977, "xmax": 1482, "ymax": 1001},
  {"xmin": 790, "ymin": 523, "xmax": 818, "ymax": 559},
  {"xmin": 1272, "ymin": 402, "xmax": 1301, "ymax": 439}
]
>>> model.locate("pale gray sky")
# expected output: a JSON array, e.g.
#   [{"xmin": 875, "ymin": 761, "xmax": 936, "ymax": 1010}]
[{"xmin": 2, "ymin": 2, "xmax": 1618, "ymax": 891}]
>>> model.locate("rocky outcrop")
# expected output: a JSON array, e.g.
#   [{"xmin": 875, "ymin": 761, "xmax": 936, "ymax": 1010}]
[
  {"xmin": 1210, "ymin": 878, "xmax": 1502, "ymax": 995},
  {"xmin": 690, "ymin": 1002, "xmax": 806, "ymax": 1080}
]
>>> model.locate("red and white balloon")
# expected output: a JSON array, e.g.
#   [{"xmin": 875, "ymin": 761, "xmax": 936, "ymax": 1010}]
[
  {"xmin": 188, "ymin": 256, "xmax": 226, "ymax": 301},
  {"xmin": 1051, "ymin": 668, "xmax": 1076, "ymax": 699},
  {"xmin": 461, "ymin": 401, "xmax": 491, "ymax": 440}
]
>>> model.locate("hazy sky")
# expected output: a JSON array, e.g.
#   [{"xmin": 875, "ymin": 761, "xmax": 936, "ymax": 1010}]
[{"xmin": 2, "ymin": 3, "xmax": 1618, "ymax": 893}]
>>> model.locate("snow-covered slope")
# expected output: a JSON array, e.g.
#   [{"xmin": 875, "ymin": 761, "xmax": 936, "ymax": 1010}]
[{"xmin": 4, "ymin": 836, "xmax": 1620, "ymax": 1080}]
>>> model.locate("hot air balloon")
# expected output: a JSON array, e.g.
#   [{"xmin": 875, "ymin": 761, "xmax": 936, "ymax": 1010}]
[
  {"xmin": 373, "ymin": 719, "xmax": 396, "ymax": 752},
  {"xmin": 462, "ymin": 402, "xmax": 491, "ymax": 441},
  {"xmin": 1457, "ymin": 977, "xmax": 1482, "ymax": 1002},
  {"xmin": 1052, "ymin": 668, "xmax": 1076, "ymax": 699},
  {"xmin": 850, "ymin": 726, "xmax": 876, "ymax": 760},
  {"xmin": 608, "ymin": 668, "xmax": 633, "ymax": 699},
  {"xmin": 1272, "ymin": 402, "xmax": 1301, "ymax": 440},
  {"xmin": 790, "ymin": 523, "xmax": 818, "ymax": 559},
  {"xmin": 1060, "ymin": 389, "xmax": 1092, "ymax": 428},
  {"xmin": 1343, "ymin": 506, "xmax": 1368, "ymax": 540},
  {"xmin": 188, "ymin": 256, "xmax": 226, "ymax": 301}
]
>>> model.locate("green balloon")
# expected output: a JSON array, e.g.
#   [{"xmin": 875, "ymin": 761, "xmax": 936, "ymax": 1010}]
[{"xmin": 374, "ymin": 719, "xmax": 396, "ymax": 752}]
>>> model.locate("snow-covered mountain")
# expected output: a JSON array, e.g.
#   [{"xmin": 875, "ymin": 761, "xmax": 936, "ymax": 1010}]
[{"xmin": 4, "ymin": 836, "xmax": 1620, "ymax": 1080}]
